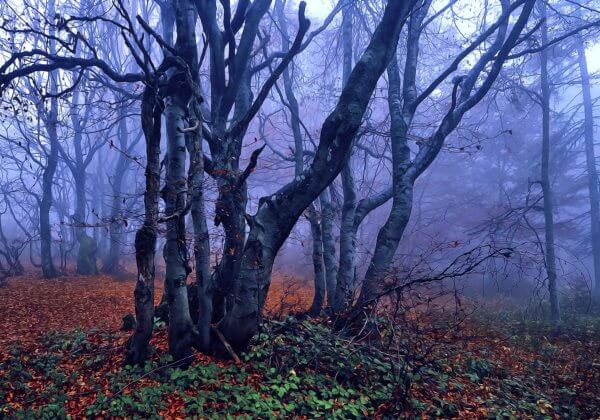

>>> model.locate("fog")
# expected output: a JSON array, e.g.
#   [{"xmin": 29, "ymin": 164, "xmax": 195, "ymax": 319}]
[
  {"xmin": 0, "ymin": 0, "xmax": 599, "ymax": 345},
  {"xmin": 2, "ymin": 0, "xmax": 600, "ymax": 416}
]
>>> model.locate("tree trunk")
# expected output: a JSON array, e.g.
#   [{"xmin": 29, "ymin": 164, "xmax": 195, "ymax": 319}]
[
  {"xmin": 211, "ymin": 174, "xmax": 248, "ymax": 321},
  {"xmin": 188, "ymin": 101, "xmax": 212, "ymax": 352},
  {"xmin": 352, "ymin": 0, "xmax": 534, "ymax": 318},
  {"xmin": 124, "ymin": 87, "xmax": 162, "ymax": 366},
  {"xmin": 307, "ymin": 204, "xmax": 325, "ymax": 315},
  {"xmin": 539, "ymin": 3, "xmax": 561, "ymax": 323},
  {"xmin": 104, "ymin": 109, "xmax": 129, "ymax": 274},
  {"xmin": 40, "ymin": 114, "xmax": 58, "ymax": 279},
  {"xmin": 39, "ymin": 0, "xmax": 59, "ymax": 279},
  {"xmin": 276, "ymin": 0, "xmax": 325, "ymax": 314},
  {"xmin": 355, "ymin": 20, "xmax": 419, "ymax": 313},
  {"xmin": 576, "ymin": 37, "xmax": 600, "ymax": 297},
  {"xmin": 163, "ymin": 97, "xmax": 195, "ymax": 362},
  {"xmin": 216, "ymin": 0, "xmax": 413, "ymax": 354},
  {"xmin": 66, "ymin": 76, "xmax": 98, "ymax": 275},
  {"xmin": 320, "ymin": 189, "xmax": 338, "ymax": 307},
  {"xmin": 211, "ymin": 68, "xmax": 253, "ymax": 323},
  {"xmin": 163, "ymin": 0, "xmax": 199, "ymax": 363},
  {"xmin": 334, "ymin": 2, "xmax": 357, "ymax": 312},
  {"xmin": 73, "ymin": 168, "xmax": 98, "ymax": 275}
]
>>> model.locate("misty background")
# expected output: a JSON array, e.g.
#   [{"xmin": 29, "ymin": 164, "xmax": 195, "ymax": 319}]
[{"xmin": 0, "ymin": 0, "xmax": 599, "ymax": 311}]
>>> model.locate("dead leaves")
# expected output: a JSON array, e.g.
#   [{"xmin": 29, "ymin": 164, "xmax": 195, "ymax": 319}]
[
  {"xmin": 0, "ymin": 271, "xmax": 598, "ymax": 417},
  {"xmin": 0, "ymin": 272, "xmax": 161, "ymax": 347}
]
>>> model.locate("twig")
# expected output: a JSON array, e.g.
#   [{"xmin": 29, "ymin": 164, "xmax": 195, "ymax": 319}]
[{"xmin": 212, "ymin": 326, "xmax": 242, "ymax": 364}]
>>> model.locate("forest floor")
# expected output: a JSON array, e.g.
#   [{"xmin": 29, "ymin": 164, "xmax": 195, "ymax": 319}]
[{"xmin": 0, "ymin": 272, "xmax": 599, "ymax": 418}]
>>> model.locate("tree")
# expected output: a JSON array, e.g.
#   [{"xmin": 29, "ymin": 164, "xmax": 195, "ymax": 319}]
[
  {"xmin": 7, "ymin": 0, "xmax": 597, "ymax": 365},
  {"xmin": 352, "ymin": 0, "xmax": 538, "ymax": 317},
  {"xmin": 215, "ymin": 0, "xmax": 414, "ymax": 353},
  {"xmin": 537, "ymin": 1, "xmax": 561, "ymax": 322},
  {"xmin": 576, "ymin": 34, "xmax": 600, "ymax": 298},
  {"xmin": 272, "ymin": 0, "xmax": 329, "ymax": 315}
]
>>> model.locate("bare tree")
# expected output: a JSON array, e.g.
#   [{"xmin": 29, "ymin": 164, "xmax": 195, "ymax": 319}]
[
  {"xmin": 576, "ymin": 34, "xmax": 600, "ymax": 298},
  {"xmin": 354, "ymin": 0, "xmax": 538, "ymax": 317},
  {"xmin": 538, "ymin": 1, "xmax": 561, "ymax": 322}
]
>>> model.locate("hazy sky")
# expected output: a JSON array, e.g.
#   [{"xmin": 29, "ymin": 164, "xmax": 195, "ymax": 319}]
[{"xmin": 302, "ymin": 0, "xmax": 600, "ymax": 72}]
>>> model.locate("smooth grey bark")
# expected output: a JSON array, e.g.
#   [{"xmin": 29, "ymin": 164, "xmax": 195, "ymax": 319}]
[
  {"xmin": 163, "ymin": 95, "xmax": 195, "ymax": 362},
  {"xmin": 196, "ymin": 0, "xmax": 279, "ymax": 324},
  {"xmin": 275, "ymin": 0, "xmax": 326, "ymax": 315},
  {"xmin": 210, "ymin": 66, "xmax": 254, "ymax": 322},
  {"xmin": 58, "ymin": 80, "xmax": 99, "ymax": 275},
  {"xmin": 539, "ymin": 3, "xmax": 561, "ymax": 323},
  {"xmin": 216, "ymin": 0, "xmax": 414, "ymax": 354},
  {"xmin": 124, "ymin": 86, "xmax": 162, "ymax": 366},
  {"xmin": 354, "ymin": 188, "xmax": 393, "ymax": 229},
  {"xmin": 576, "ymin": 37, "xmax": 600, "ymax": 297},
  {"xmin": 355, "ymin": 0, "xmax": 535, "ymax": 313},
  {"xmin": 307, "ymin": 204, "xmax": 326, "ymax": 315},
  {"xmin": 104, "ymin": 106, "xmax": 130, "ymax": 274},
  {"xmin": 152, "ymin": 0, "xmax": 177, "ymax": 321},
  {"xmin": 334, "ymin": 1, "xmax": 357, "ymax": 313},
  {"xmin": 40, "ymin": 88, "xmax": 59, "ymax": 279},
  {"xmin": 320, "ymin": 188, "xmax": 338, "ymax": 307},
  {"xmin": 356, "ymin": 53, "xmax": 415, "ymax": 311},
  {"xmin": 39, "ymin": 0, "xmax": 59, "ymax": 279},
  {"xmin": 195, "ymin": 0, "xmax": 311, "ymax": 335},
  {"xmin": 356, "ymin": 2, "xmax": 429, "ymax": 310},
  {"xmin": 188, "ymin": 101, "xmax": 212, "ymax": 352},
  {"xmin": 122, "ymin": 3, "xmax": 155, "ymax": 366},
  {"xmin": 163, "ymin": 0, "xmax": 199, "ymax": 363}
]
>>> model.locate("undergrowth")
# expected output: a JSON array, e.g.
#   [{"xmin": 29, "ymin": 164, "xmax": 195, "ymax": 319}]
[
  {"xmin": 1, "ymin": 314, "xmax": 598, "ymax": 418},
  {"xmin": 1, "ymin": 317, "xmax": 408, "ymax": 418}
]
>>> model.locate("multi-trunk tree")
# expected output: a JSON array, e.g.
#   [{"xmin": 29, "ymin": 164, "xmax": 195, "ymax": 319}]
[{"xmin": 2, "ymin": 0, "xmax": 599, "ymax": 366}]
